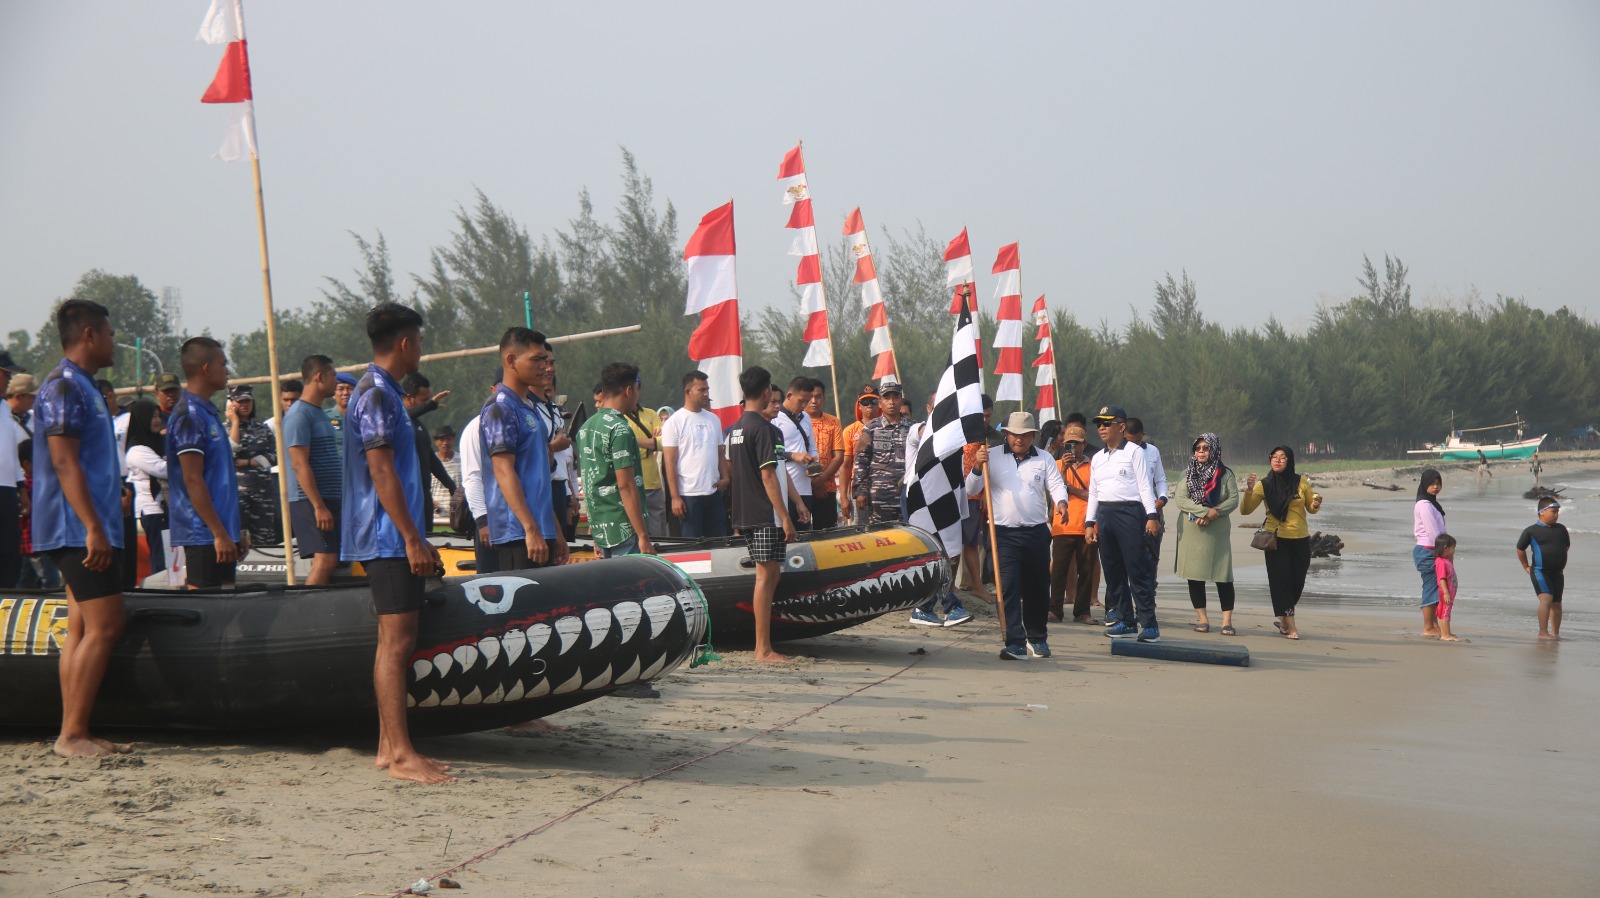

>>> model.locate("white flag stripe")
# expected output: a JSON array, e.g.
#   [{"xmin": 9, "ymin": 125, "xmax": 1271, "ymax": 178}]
[
  {"xmin": 993, "ymin": 320, "xmax": 1022, "ymax": 347},
  {"xmin": 683, "ymin": 255, "xmax": 737, "ymax": 316},
  {"xmin": 779, "ymin": 174, "xmax": 808, "ymax": 204},
  {"xmin": 858, "ymin": 279, "xmax": 883, "ymax": 308},
  {"xmin": 216, "ymin": 101, "xmax": 257, "ymax": 162},
  {"xmin": 869, "ymin": 327, "xmax": 892, "ymax": 355},
  {"xmin": 196, "ymin": 0, "xmax": 239, "ymax": 44},
  {"xmin": 944, "ymin": 256, "xmax": 973, "ymax": 287},
  {"xmin": 995, "ymin": 373, "xmax": 1022, "ymax": 403},
  {"xmin": 991, "ymin": 271, "xmax": 1020, "ymax": 299},
  {"xmin": 798, "ymin": 282, "xmax": 826, "ymax": 315},
  {"xmin": 803, "ymin": 337, "xmax": 833, "ymax": 367},
  {"xmin": 1035, "ymin": 365, "xmax": 1055, "ymax": 386},
  {"xmin": 699, "ymin": 354, "xmax": 743, "ymax": 413},
  {"xmin": 846, "ymin": 232, "xmax": 871, "ymax": 257},
  {"xmin": 787, "ymin": 227, "xmax": 818, "ymax": 257}
]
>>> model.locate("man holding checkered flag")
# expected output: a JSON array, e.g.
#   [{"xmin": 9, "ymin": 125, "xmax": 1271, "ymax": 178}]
[{"xmin": 905, "ymin": 299, "xmax": 989, "ymax": 627}]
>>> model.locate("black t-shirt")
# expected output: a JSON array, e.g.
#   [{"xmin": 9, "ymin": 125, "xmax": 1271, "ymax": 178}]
[
  {"xmin": 728, "ymin": 410, "xmax": 781, "ymax": 530},
  {"xmin": 1516, "ymin": 522, "xmax": 1570, "ymax": 573}
]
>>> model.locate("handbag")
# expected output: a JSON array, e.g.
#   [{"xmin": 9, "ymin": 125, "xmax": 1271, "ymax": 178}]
[{"xmin": 1250, "ymin": 525, "xmax": 1278, "ymax": 551}]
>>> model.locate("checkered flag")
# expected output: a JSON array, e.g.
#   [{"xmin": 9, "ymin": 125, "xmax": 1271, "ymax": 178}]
[{"xmin": 906, "ymin": 301, "xmax": 989, "ymax": 556}]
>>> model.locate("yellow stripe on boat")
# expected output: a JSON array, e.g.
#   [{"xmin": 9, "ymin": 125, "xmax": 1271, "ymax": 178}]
[{"xmin": 811, "ymin": 528, "xmax": 926, "ymax": 570}]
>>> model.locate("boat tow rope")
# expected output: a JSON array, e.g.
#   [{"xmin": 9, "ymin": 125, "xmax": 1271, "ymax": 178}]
[{"xmin": 389, "ymin": 627, "xmax": 978, "ymax": 896}]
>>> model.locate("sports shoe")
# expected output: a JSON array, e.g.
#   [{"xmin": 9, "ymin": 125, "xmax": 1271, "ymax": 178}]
[
  {"xmin": 942, "ymin": 607, "xmax": 973, "ymax": 627},
  {"xmin": 909, "ymin": 609, "xmax": 944, "ymax": 627},
  {"xmin": 1105, "ymin": 622, "xmax": 1139, "ymax": 638},
  {"xmin": 1000, "ymin": 644, "xmax": 1030, "ymax": 660},
  {"xmin": 1137, "ymin": 627, "xmax": 1162, "ymax": 643},
  {"xmin": 1027, "ymin": 641, "xmax": 1051, "ymax": 658}
]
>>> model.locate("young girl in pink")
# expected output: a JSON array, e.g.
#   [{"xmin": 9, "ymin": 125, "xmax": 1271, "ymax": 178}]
[{"xmin": 1434, "ymin": 533, "xmax": 1460, "ymax": 642}]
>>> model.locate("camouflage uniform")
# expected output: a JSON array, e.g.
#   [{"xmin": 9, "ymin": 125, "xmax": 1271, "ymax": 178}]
[
  {"xmin": 235, "ymin": 418, "xmax": 281, "ymax": 546},
  {"xmin": 852, "ymin": 417, "xmax": 911, "ymax": 524}
]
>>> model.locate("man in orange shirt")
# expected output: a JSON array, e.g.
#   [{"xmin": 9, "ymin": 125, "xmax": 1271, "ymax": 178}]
[
  {"xmin": 806, "ymin": 382, "xmax": 844, "ymax": 529},
  {"xmin": 839, "ymin": 384, "xmax": 880, "ymax": 526},
  {"xmin": 1049, "ymin": 422, "xmax": 1096, "ymax": 623}
]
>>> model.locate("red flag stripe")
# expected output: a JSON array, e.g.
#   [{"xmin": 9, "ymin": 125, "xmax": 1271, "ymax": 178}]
[
  {"xmin": 1032, "ymin": 295, "xmax": 1047, "ymax": 315},
  {"xmin": 786, "ymin": 198, "xmax": 814, "ymax": 230},
  {"xmin": 943, "ymin": 228, "xmax": 971, "ymax": 262},
  {"xmin": 996, "ymin": 294, "xmax": 1022, "ymax": 320},
  {"xmin": 778, "ymin": 145, "xmax": 805, "ymax": 178},
  {"xmin": 853, "ymin": 255, "xmax": 877, "ymax": 284},
  {"xmin": 843, "ymin": 207, "xmax": 865, "ymax": 234},
  {"xmin": 864, "ymin": 303, "xmax": 888, "ymax": 330},
  {"xmin": 995, "ymin": 347, "xmax": 1024, "ymax": 372},
  {"xmin": 795, "ymin": 255, "xmax": 821, "ymax": 285},
  {"xmin": 1032, "ymin": 346, "xmax": 1055, "ymax": 366},
  {"xmin": 873, "ymin": 351, "xmax": 897, "ymax": 379},
  {"xmin": 689, "ymin": 301, "xmax": 742, "ymax": 359},
  {"xmin": 201, "ymin": 40, "xmax": 252, "ymax": 103},
  {"xmin": 684, "ymin": 202, "xmax": 736, "ymax": 258},
  {"xmin": 992, "ymin": 242, "xmax": 1020, "ymax": 274},
  {"xmin": 802, "ymin": 310, "xmax": 830, "ymax": 341},
  {"xmin": 1036, "ymin": 384, "xmax": 1056, "ymax": 411}
]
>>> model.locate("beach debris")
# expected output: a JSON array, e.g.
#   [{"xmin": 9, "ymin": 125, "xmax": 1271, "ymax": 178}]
[
  {"xmin": 802, "ymin": 788, "xmax": 834, "ymax": 796},
  {"xmin": 1020, "ymin": 704, "xmax": 1049, "ymax": 711},
  {"xmin": 438, "ymin": 878, "xmax": 461, "ymax": 889},
  {"xmin": 1310, "ymin": 532, "xmax": 1344, "ymax": 558},
  {"xmin": 1524, "ymin": 486, "xmax": 1564, "ymax": 501},
  {"xmin": 1362, "ymin": 480, "xmax": 1403, "ymax": 491},
  {"xmin": 908, "ymin": 647, "xmax": 927, "ymax": 655},
  {"xmin": 407, "ymin": 878, "xmax": 435, "ymax": 894}
]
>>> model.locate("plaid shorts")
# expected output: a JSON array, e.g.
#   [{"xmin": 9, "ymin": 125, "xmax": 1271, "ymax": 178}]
[{"xmin": 741, "ymin": 526, "xmax": 787, "ymax": 563}]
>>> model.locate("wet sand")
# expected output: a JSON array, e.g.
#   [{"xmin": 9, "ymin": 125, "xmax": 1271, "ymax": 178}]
[{"xmin": 4, "ymin": 594, "xmax": 1597, "ymax": 897}]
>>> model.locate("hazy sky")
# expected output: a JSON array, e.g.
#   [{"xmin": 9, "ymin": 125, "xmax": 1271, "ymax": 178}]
[{"xmin": 3, "ymin": 0, "xmax": 1597, "ymax": 354}]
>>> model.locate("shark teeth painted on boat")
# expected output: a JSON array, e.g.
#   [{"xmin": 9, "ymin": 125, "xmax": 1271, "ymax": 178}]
[{"xmin": 772, "ymin": 557, "xmax": 946, "ymax": 623}]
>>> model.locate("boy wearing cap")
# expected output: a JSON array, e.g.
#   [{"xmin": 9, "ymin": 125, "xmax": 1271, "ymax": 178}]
[
  {"xmin": 967, "ymin": 412, "xmax": 1070, "ymax": 659},
  {"xmin": 1050, "ymin": 422, "xmax": 1097, "ymax": 623},
  {"xmin": 853, "ymin": 379, "xmax": 909, "ymax": 524},
  {"xmin": 7, "ymin": 371, "xmax": 38, "ymax": 435},
  {"xmin": 31, "ymin": 301, "xmax": 131, "ymax": 757},
  {"xmin": 1517, "ymin": 497, "xmax": 1570, "ymax": 639},
  {"xmin": 153, "ymin": 372, "xmax": 181, "ymax": 415},
  {"xmin": 841, "ymin": 384, "xmax": 881, "ymax": 525},
  {"xmin": 168, "ymin": 337, "xmax": 243, "ymax": 589},
  {"xmin": 1085, "ymin": 405, "xmax": 1163, "ymax": 642}
]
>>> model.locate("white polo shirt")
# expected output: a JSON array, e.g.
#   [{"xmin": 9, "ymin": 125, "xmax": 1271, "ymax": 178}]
[
  {"xmin": 660, "ymin": 407, "xmax": 724, "ymax": 497},
  {"xmin": 964, "ymin": 445, "xmax": 1068, "ymax": 527},
  {"xmin": 1085, "ymin": 440, "xmax": 1158, "ymax": 523},
  {"xmin": 1134, "ymin": 439, "xmax": 1169, "ymax": 502},
  {"xmin": 459, "ymin": 414, "xmax": 486, "ymax": 519},
  {"xmin": 772, "ymin": 408, "xmax": 815, "ymax": 498}
]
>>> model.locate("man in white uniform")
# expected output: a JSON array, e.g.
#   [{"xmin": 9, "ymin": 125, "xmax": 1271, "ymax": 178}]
[{"xmin": 1084, "ymin": 405, "xmax": 1162, "ymax": 642}]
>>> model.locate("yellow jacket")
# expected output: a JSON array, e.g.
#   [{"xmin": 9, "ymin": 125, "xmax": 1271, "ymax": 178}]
[
  {"xmin": 1240, "ymin": 477, "xmax": 1319, "ymax": 539},
  {"xmin": 625, "ymin": 407, "xmax": 663, "ymax": 491}
]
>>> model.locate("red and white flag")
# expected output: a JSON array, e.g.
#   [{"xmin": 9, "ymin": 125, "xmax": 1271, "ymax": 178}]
[
  {"xmin": 779, "ymin": 144, "xmax": 831, "ymax": 367},
  {"xmin": 684, "ymin": 202, "xmax": 744, "ymax": 427},
  {"xmin": 844, "ymin": 208, "xmax": 897, "ymax": 381},
  {"xmin": 944, "ymin": 228, "xmax": 975, "ymax": 314},
  {"xmin": 197, "ymin": 0, "xmax": 257, "ymax": 162},
  {"xmin": 991, "ymin": 243, "xmax": 1024, "ymax": 403},
  {"xmin": 1031, "ymin": 295, "xmax": 1057, "ymax": 422}
]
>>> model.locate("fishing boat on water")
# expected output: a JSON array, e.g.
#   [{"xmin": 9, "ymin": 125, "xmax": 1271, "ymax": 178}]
[{"xmin": 1407, "ymin": 416, "xmax": 1545, "ymax": 461}]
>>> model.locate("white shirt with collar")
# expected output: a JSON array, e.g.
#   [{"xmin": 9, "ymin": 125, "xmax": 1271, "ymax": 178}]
[
  {"xmin": 1085, "ymin": 439, "xmax": 1158, "ymax": 523},
  {"xmin": 964, "ymin": 444, "xmax": 1068, "ymax": 528},
  {"xmin": 905, "ymin": 420, "xmax": 930, "ymax": 489},
  {"xmin": 772, "ymin": 407, "xmax": 814, "ymax": 497},
  {"xmin": 459, "ymin": 414, "xmax": 486, "ymax": 519},
  {"xmin": 1134, "ymin": 439, "xmax": 1168, "ymax": 503}
]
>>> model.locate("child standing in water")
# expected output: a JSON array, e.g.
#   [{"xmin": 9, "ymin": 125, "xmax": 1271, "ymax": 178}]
[
  {"xmin": 1516, "ymin": 497, "xmax": 1570, "ymax": 639},
  {"xmin": 1433, "ymin": 534, "xmax": 1460, "ymax": 642}
]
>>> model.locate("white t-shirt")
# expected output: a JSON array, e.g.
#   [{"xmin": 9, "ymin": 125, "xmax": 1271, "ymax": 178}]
[
  {"xmin": 772, "ymin": 408, "xmax": 815, "ymax": 497},
  {"xmin": 660, "ymin": 407, "xmax": 724, "ymax": 497},
  {"xmin": 0, "ymin": 415, "xmax": 24, "ymax": 488},
  {"xmin": 459, "ymin": 414, "xmax": 486, "ymax": 519},
  {"xmin": 125, "ymin": 445, "xmax": 169, "ymax": 517}
]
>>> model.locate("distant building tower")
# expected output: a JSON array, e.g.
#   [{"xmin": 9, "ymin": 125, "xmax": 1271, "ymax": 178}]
[{"xmin": 160, "ymin": 286, "xmax": 184, "ymax": 333}]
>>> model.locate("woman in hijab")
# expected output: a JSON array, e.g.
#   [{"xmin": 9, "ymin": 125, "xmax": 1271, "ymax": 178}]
[
  {"xmin": 1412, "ymin": 469, "xmax": 1446, "ymax": 637},
  {"xmin": 124, "ymin": 400, "xmax": 169, "ymax": 577},
  {"xmin": 1241, "ymin": 445, "xmax": 1322, "ymax": 639},
  {"xmin": 1173, "ymin": 433, "xmax": 1240, "ymax": 634}
]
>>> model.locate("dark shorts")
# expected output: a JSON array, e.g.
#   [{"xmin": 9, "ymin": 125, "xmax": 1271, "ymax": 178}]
[
  {"xmin": 962, "ymin": 498, "xmax": 986, "ymax": 547},
  {"xmin": 366, "ymin": 557, "xmax": 426, "ymax": 615},
  {"xmin": 1531, "ymin": 570, "xmax": 1565, "ymax": 603},
  {"xmin": 741, "ymin": 526, "xmax": 787, "ymax": 564},
  {"xmin": 493, "ymin": 539, "xmax": 558, "ymax": 571},
  {"xmin": 183, "ymin": 545, "xmax": 237, "ymax": 588},
  {"xmin": 289, "ymin": 499, "xmax": 342, "ymax": 558},
  {"xmin": 50, "ymin": 547, "xmax": 125, "ymax": 601}
]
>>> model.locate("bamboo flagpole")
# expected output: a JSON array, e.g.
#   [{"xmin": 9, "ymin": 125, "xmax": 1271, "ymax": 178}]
[{"xmin": 199, "ymin": 0, "xmax": 296, "ymax": 585}]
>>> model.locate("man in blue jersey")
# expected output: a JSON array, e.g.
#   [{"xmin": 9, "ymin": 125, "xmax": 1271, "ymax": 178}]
[
  {"xmin": 481, "ymin": 327, "xmax": 567, "ymax": 570},
  {"xmin": 32, "ymin": 300, "xmax": 129, "ymax": 757},
  {"xmin": 341, "ymin": 302, "xmax": 450, "ymax": 784},
  {"xmin": 283, "ymin": 354, "xmax": 342, "ymax": 585},
  {"xmin": 166, "ymin": 337, "xmax": 242, "ymax": 589}
]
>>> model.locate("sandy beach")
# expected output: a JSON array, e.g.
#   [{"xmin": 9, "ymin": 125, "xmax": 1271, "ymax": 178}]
[{"xmin": 4, "ymin": 454, "xmax": 1597, "ymax": 897}]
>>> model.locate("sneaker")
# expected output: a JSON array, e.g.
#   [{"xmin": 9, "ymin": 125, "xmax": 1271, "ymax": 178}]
[
  {"xmin": 1137, "ymin": 627, "xmax": 1162, "ymax": 643},
  {"xmin": 1000, "ymin": 644, "xmax": 1030, "ymax": 661},
  {"xmin": 1104, "ymin": 622, "xmax": 1139, "ymax": 639},
  {"xmin": 909, "ymin": 609, "xmax": 944, "ymax": 627},
  {"xmin": 942, "ymin": 607, "xmax": 973, "ymax": 627},
  {"xmin": 1027, "ymin": 641, "xmax": 1051, "ymax": 658}
]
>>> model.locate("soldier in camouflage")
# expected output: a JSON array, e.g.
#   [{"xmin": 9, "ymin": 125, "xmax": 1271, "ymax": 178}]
[
  {"xmin": 852, "ymin": 380, "xmax": 911, "ymax": 524},
  {"xmin": 227, "ymin": 385, "xmax": 281, "ymax": 547}
]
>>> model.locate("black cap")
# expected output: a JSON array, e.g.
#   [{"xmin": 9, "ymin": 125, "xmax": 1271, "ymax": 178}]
[
  {"xmin": 1092, "ymin": 404, "xmax": 1127, "ymax": 422},
  {"xmin": 433, "ymin": 424, "xmax": 456, "ymax": 440},
  {"xmin": 879, "ymin": 378, "xmax": 903, "ymax": 397},
  {"xmin": 0, "ymin": 350, "xmax": 26, "ymax": 373},
  {"xmin": 227, "ymin": 384, "xmax": 254, "ymax": 401},
  {"xmin": 154, "ymin": 372, "xmax": 181, "ymax": 392}
]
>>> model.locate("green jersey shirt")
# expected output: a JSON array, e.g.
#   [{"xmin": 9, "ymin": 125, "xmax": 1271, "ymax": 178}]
[{"xmin": 577, "ymin": 407, "xmax": 645, "ymax": 549}]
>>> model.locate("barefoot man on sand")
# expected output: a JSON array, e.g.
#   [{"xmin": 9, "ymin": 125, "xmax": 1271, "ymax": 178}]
[
  {"xmin": 728, "ymin": 367, "xmax": 801, "ymax": 662},
  {"xmin": 342, "ymin": 302, "xmax": 451, "ymax": 784},
  {"xmin": 33, "ymin": 300, "xmax": 130, "ymax": 757}
]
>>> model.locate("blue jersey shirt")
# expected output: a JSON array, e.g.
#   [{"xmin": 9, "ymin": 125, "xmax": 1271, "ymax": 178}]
[
  {"xmin": 30, "ymin": 357, "xmax": 124, "ymax": 552},
  {"xmin": 165, "ymin": 390, "xmax": 240, "ymax": 547},
  {"xmin": 340, "ymin": 364, "xmax": 425, "ymax": 561},
  {"xmin": 480, "ymin": 384, "xmax": 555, "ymax": 545}
]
